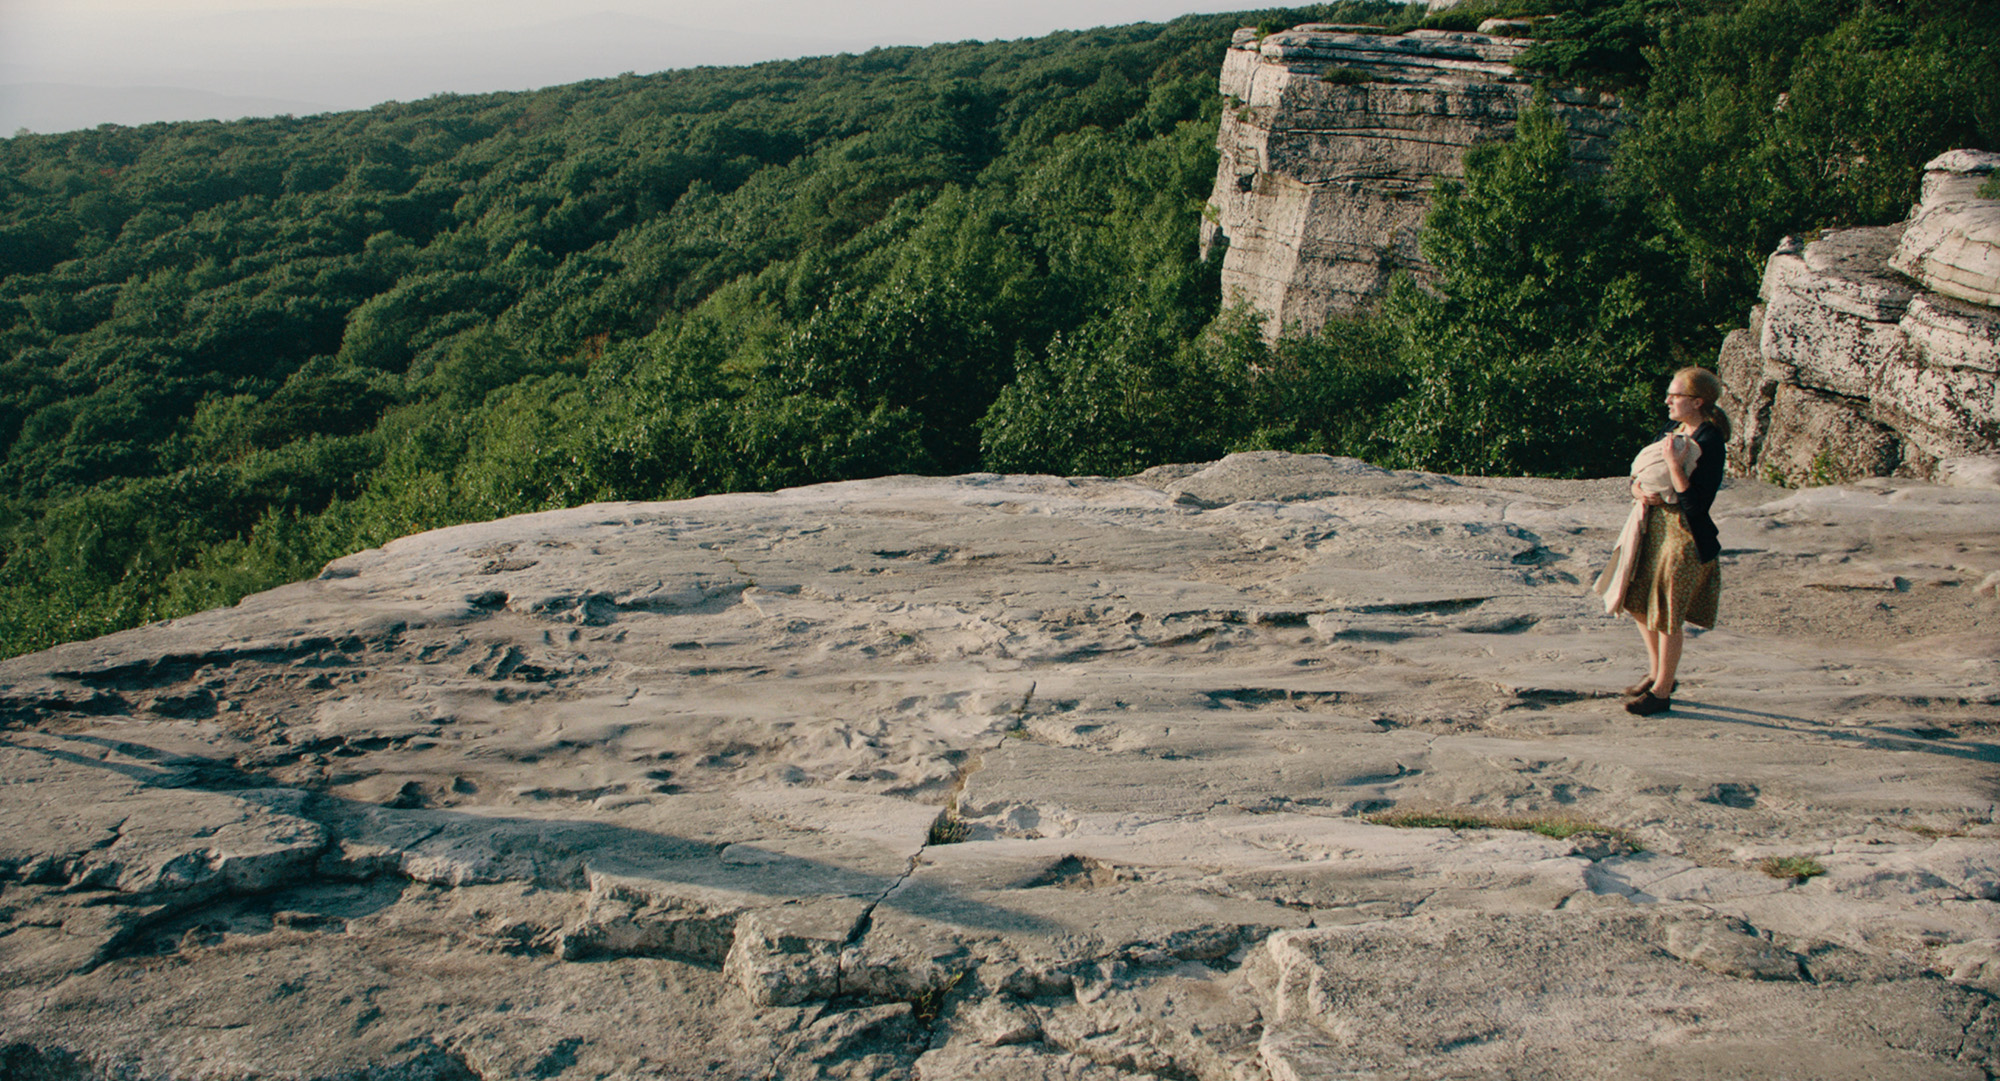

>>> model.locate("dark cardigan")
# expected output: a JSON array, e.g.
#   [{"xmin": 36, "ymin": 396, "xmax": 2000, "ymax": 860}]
[{"xmin": 1677, "ymin": 422, "xmax": 1725, "ymax": 562}]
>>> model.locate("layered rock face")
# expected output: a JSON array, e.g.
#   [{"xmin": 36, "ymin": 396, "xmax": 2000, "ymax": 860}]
[
  {"xmin": 1200, "ymin": 25, "xmax": 1620, "ymax": 337},
  {"xmin": 1894, "ymin": 149, "xmax": 2000, "ymax": 308},
  {"xmin": 1720, "ymin": 150, "xmax": 2000, "ymax": 486},
  {"xmin": 4, "ymin": 454, "xmax": 1997, "ymax": 1079}
]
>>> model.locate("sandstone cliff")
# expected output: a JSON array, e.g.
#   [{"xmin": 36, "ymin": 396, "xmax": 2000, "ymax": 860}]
[
  {"xmin": 3, "ymin": 454, "xmax": 1996, "ymax": 1078},
  {"xmin": 1200, "ymin": 24, "xmax": 1620, "ymax": 337},
  {"xmin": 1719, "ymin": 150, "xmax": 2000, "ymax": 486}
]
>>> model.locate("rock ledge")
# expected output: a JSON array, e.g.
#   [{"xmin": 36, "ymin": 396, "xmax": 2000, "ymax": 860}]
[{"xmin": 3, "ymin": 456, "xmax": 1996, "ymax": 1078}]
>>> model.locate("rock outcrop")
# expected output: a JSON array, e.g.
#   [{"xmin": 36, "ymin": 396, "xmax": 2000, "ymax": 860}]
[
  {"xmin": 1200, "ymin": 24, "xmax": 1621, "ymax": 338},
  {"xmin": 1720, "ymin": 150, "xmax": 2000, "ymax": 486},
  {"xmin": 1893, "ymin": 149, "xmax": 2000, "ymax": 307},
  {"xmin": 4, "ymin": 454, "xmax": 1997, "ymax": 1078}
]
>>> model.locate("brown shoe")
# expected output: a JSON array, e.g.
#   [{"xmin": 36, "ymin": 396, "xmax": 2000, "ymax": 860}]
[
  {"xmin": 1623, "ymin": 677, "xmax": 1653, "ymax": 697},
  {"xmin": 1624, "ymin": 691, "xmax": 1671, "ymax": 716}
]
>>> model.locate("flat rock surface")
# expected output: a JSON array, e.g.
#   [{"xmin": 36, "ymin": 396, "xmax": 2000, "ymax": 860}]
[{"xmin": 3, "ymin": 452, "xmax": 1997, "ymax": 1080}]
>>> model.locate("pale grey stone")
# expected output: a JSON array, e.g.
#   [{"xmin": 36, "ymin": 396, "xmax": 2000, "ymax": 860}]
[
  {"xmin": 1754, "ymin": 383, "xmax": 1906, "ymax": 486},
  {"xmin": 915, "ymin": 1043, "xmax": 1128, "ymax": 1081},
  {"xmin": 1259, "ymin": 1023, "xmax": 1377, "ymax": 1081},
  {"xmin": 1895, "ymin": 202, "xmax": 2000, "ymax": 308},
  {"xmin": 1720, "ymin": 153, "xmax": 1999, "ymax": 483},
  {"xmin": 1892, "ymin": 149, "xmax": 2000, "ymax": 307},
  {"xmin": 1728, "ymin": 199, "xmax": 1992, "ymax": 486},
  {"xmin": 1796, "ymin": 224, "xmax": 1918, "ymax": 321},
  {"xmin": 1477, "ymin": 18, "xmax": 1548, "ymax": 36},
  {"xmin": 1870, "ymin": 347, "xmax": 1999, "ymax": 461},
  {"xmin": 1202, "ymin": 25, "xmax": 1621, "ymax": 337},
  {"xmin": 1902, "ymin": 294, "xmax": 2000, "ymax": 376},
  {"xmin": 958, "ymin": 996, "xmax": 1042, "ymax": 1046},
  {"xmin": 1935, "ymin": 938, "xmax": 2000, "ymax": 988},
  {"xmin": 1914, "ymin": 148, "xmax": 2000, "ymax": 208},
  {"xmin": 1716, "ymin": 312, "xmax": 1778, "ymax": 470},
  {"xmin": 1254, "ymin": 910, "xmax": 1988, "ymax": 1079},
  {"xmin": 1158, "ymin": 450, "xmax": 1424, "ymax": 505},
  {"xmin": 1662, "ymin": 917, "xmax": 1803, "ymax": 980},
  {"xmin": 3, "ymin": 460, "xmax": 1997, "ymax": 1077},
  {"xmin": 724, "ymin": 899, "xmax": 871, "ymax": 1006},
  {"xmin": 1757, "ymin": 231, "xmax": 1915, "ymax": 399}
]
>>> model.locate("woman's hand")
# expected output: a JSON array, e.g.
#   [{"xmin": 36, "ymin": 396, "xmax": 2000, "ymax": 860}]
[{"xmin": 1630, "ymin": 479, "xmax": 1664, "ymax": 506}]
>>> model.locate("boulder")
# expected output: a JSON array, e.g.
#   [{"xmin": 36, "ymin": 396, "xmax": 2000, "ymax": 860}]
[
  {"xmin": 1721, "ymin": 151, "xmax": 2000, "ymax": 485},
  {"xmin": 1716, "ymin": 306, "xmax": 1780, "ymax": 471},
  {"xmin": 1894, "ymin": 201, "xmax": 2000, "ymax": 308},
  {"xmin": 1891, "ymin": 149, "xmax": 2000, "ymax": 307},
  {"xmin": 1914, "ymin": 148, "xmax": 2000, "ymax": 206},
  {"xmin": 1755, "ymin": 383, "xmax": 1906, "ymax": 484},
  {"xmin": 1757, "ymin": 226, "xmax": 1914, "ymax": 399},
  {"xmin": 1936, "ymin": 453, "xmax": 2000, "ymax": 489}
]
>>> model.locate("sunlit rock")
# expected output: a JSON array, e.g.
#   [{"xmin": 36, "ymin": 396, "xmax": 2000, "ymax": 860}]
[
  {"xmin": 1725, "ymin": 151, "xmax": 2000, "ymax": 485},
  {"xmin": 1200, "ymin": 24, "xmax": 1621, "ymax": 338},
  {"xmin": 4, "ymin": 457, "xmax": 1996, "ymax": 1075}
]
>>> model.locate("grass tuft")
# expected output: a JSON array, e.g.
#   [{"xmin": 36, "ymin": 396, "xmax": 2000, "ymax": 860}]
[
  {"xmin": 1365, "ymin": 807, "xmax": 1641, "ymax": 849},
  {"xmin": 1758, "ymin": 855, "xmax": 1826, "ymax": 881},
  {"xmin": 927, "ymin": 809, "xmax": 971, "ymax": 845},
  {"xmin": 1885, "ymin": 815, "xmax": 1990, "ymax": 839},
  {"xmin": 908, "ymin": 969, "xmax": 967, "ymax": 1022}
]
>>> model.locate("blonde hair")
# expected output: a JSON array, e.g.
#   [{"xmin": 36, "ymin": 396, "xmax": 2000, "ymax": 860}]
[{"xmin": 1673, "ymin": 366, "xmax": 1731, "ymax": 442}]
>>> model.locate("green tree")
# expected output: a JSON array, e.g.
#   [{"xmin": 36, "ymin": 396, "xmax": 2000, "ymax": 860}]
[
  {"xmin": 981, "ymin": 303, "xmax": 1262, "ymax": 477},
  {"xmin": 1382, "ymin": 98, "xmax": 1657, "ymax": 477},
  {"xmin": 1242, "ymin": 316, "xmax": 1404, "ymax": 458}
]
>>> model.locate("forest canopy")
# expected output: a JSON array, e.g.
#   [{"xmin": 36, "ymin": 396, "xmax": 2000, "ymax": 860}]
[{"xmin": 2, "ymin": 0, "xmax": 1995, "ymax": 658}]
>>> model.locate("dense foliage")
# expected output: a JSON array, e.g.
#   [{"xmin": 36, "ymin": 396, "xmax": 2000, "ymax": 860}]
[{"xmin": 1, "ymin": 0, "xmax": 1994, "ymax": 657}]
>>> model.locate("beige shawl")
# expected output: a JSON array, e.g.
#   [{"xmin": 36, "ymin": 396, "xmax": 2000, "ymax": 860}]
[{"xmin": 1592, "ymin": 434, "xmax": 1701, "ymax": 615}]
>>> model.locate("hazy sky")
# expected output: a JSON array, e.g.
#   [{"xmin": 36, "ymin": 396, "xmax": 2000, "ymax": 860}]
[{"xmin": 1, "ymin": 0, "xmax": 1269, "ymax": 133}]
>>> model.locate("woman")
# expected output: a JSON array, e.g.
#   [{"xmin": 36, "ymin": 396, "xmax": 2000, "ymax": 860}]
[{"xmin": 1619, "ymin": 367, "xmax": 1728, "ymax": 716}]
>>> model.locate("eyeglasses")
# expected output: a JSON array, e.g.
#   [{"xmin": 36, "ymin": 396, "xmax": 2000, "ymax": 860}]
[{"xmin": 1665, "ymin": 392, "xmax": 1698, "ymax": 399}]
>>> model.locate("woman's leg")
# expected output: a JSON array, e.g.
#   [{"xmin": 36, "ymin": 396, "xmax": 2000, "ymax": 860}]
[
  {"xmin": 1632, "ymin": 617, "xmax": 1661, "ymax": 687},
  {"xmin": 1653, "ymin": 629, "xmax": 1684, "ymax": 696},
  {"xmin": 1616, "ymin": 616, "xmax": 1664, "ymax": 692},
  {"xmin": 1626, "ymin": 625, "xmax": 1683, "ymax": 714}
]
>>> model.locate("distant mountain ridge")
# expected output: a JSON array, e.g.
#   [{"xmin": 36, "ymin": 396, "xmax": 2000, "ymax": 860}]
[
  {"xmin": 1, "ymin": 6, "xmax": 875, "ymax": 133},
  {"xmin": 1, "ymin": 83, "xmax": 335, "ymax": 136}
]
